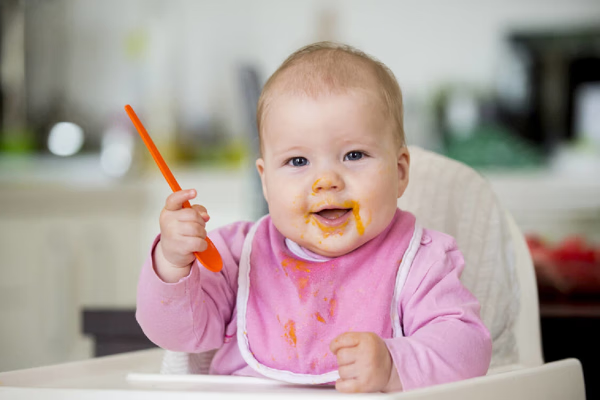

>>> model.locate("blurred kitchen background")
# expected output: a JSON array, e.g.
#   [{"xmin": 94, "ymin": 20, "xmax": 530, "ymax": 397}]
[{"xmin": 1, "ymin": 0, "xmax": 600, "ymax": 392}]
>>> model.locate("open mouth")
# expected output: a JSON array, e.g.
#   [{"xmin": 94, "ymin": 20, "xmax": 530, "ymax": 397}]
[
  {"xmin": 315, "ymin": 208, "xmax": 352, "ymax": 220},
  {"xmin": 310, "ymin": 206, "xmax": 354, "ymax": 229},
  {"xmin": 307, "ymin": 200, "xmax": 365, "ymax": 235}
]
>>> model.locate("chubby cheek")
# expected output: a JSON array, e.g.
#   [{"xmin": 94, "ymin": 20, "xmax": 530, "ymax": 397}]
[
  {"xmin": 289, "ymin": 194, "xmax": 311, "ymax": 233},
  {"xmin": 355, "ymin": 179, "xmax": 396, "ymax": 229},
  {"xmin": 269, "ymin": 186, "xmax": 310, "ymax": 235}
]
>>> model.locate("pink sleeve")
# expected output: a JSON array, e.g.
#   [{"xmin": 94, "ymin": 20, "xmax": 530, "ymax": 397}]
[
  {"xmin": 135, "ymin": 221, "xmax": 253, "ymax": 353},
  {"xmin": 384, "ymin": 233, "xmax": 492, "ymax": 391}
]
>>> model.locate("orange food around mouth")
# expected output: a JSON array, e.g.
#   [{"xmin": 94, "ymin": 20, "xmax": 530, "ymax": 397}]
[
  {"xmin": 352, "ymin": 206, "xmax": 365, "ymax": 235},
  {"xmin": 316, "ymin": 208, "xmax": 351, "ymax": 220},
  {"xmin": 305, "ymin": 200, "xmax": 366, "ymax": 236}
]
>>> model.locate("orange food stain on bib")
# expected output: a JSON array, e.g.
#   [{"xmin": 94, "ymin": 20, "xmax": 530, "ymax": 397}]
[
  {"xmin": 283, "ymin": 320, "xmax": 297, "ymax": 347},
  {"xmin": 315, "ymin": 312, "xmax": 326, "ymax": 323}
]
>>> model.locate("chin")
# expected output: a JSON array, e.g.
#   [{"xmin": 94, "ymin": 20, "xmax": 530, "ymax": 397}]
[{"xmin": 304, "ymin": 237, "xmax": 364, "ymax": 258}]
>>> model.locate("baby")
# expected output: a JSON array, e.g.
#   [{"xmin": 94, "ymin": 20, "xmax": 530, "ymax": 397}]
[{"xmin": 136, "ymin": 42, "xmax": 492, "ymax": 393}]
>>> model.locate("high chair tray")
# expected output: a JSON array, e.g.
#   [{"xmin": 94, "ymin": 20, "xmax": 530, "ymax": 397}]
[{"xmin": 0, "ymin": 348, "xmax": 585, "ymax": 399}]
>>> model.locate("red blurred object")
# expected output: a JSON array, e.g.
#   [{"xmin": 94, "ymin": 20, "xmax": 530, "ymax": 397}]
[
  {"xmin": 553, "ymin": 236, "xmax": 598, "ymax": 264},
  {"xmin": 526, "ymin": 234, "xmax": 600, "ymax": 297}
]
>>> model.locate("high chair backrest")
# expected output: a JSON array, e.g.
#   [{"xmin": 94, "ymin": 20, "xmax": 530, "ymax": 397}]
[
  {"xmin": 504, "ymin": 210, "xmax": 544, "ymax": 367},
  {"xmin": 398, "ymin": 146, "xmax": 542, "ymax": 369}
]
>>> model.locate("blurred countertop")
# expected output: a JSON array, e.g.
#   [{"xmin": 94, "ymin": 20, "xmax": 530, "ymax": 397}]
[
  {"xmin": 482, "ymin": 169, "xmax": 600, "ymax": 212},
  {"xmin": 1, "ymin": 153, "xmax": 599, "ymax": 239},
  {"xmin": 0, "ymin": 154, "xmax": 118, "ymax": 188},
  {"xmin": 0, "ymin": 153, "xmax": 259, "ymax": 231}
]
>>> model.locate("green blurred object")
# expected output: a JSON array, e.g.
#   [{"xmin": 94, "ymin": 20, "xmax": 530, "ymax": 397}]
[
  {"xmin": 0, "ymin": 127, "xmax": 35, "ymax": 154},
  {"xmin": 173, "ymin": 136, "xmax": 249, "ymax": 168},
  {"xmin": 445, "ymin": 125, "xmax": 544, "ymax": 168},
  {"xmin": 192, "ymin": 138, "xmax": 248, "ymax": 167}
]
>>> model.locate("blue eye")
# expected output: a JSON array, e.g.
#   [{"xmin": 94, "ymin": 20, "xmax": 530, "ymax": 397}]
[
  {"xmin": 344, "ymin": 151, "xmax": 364, "ymax": 161},
  {"xmin": 288, "ymin": 157, "xmax": 309, "ymax": 167}
]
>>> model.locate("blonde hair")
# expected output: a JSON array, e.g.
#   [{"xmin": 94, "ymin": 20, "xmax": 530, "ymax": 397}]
[{"xmin": 256, "ymin": 41, "xmax": 405, "ymax": 149}]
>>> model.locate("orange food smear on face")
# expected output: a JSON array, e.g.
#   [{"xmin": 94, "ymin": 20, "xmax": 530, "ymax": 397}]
[
  {"xmin": 305, "ymin": 199, "xmax": 366, "ymax": 237},
  {"xmin": 304, "ymin": 213, "xmax": 347, "ymax": 238},
  {"xmin": 351, "ymin": 204, "xmax": 365, "ymax": 236},
  {"xmin": 284, "ymin": 320, "xmax": 297, "ymax": 347},
  {"xmin": 315, "ymin": 312, "xmax": 326, "ymax": 323},
  {"xmin": 311, "ymin": 179, "xmax": 322, "ymax": 193}
]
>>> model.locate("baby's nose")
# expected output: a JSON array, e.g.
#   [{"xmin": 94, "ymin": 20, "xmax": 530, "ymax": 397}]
[{"xmin": 312, "ymin": 176, "xmax": 343, "ymax": 193}]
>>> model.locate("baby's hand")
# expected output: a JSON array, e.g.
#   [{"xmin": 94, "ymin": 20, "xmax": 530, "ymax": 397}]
[
  {"xmin": 330, "ymin": 332, "xmax": 396, "ymax": 393},
  {"xmin": 157, "ymin": 189, "xmax": 210, "ymax": 275}
]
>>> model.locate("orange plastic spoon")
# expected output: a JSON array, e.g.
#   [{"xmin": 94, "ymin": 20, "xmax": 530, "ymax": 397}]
[{"xmin": 125, "ymin": 104, "xmax": 223, "ymax": 273}]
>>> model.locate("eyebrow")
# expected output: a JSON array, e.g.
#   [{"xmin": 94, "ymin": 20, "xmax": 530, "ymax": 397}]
[
  {"xmin": 338, "ymin": 135, "xmax": 381, "ymax": 148},
  {"xmin": 268, "ymin": 144, "xmax": 310, "ymax": 155}
]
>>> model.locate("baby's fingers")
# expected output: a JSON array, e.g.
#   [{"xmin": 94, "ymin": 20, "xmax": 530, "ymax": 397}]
[
  {"xmin": 330, "ymin": 332, "xmax": 361, "ymax": 354},
  {"xmin": 334, "ymin": 347, "xmax": 356, "ymax": 367},
  {"xmin": 181, "ymin": 236, "xmax": 208, "ymax": 253},
  {"xmin": 176, "ymin": 208, "xmax": 207, "ymax": 225},
  {"xmin": 192, "ymin": 204, "xmax": 210, "ymax": 223},
  {"xmin": 335, "ymin": 378, "xmax": 360, "ymax": 393},
  {"xmin": 165, "ymin": 189, "xmax": 196, "ymax": 211},
  {"xmin": 177, "ymin": 221, "xmax": 207, "ymax": 239}
]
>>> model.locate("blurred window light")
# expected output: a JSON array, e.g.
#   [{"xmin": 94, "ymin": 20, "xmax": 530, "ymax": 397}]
[
  {"xmin": 47, "ymin": 122, "xmax": 85, "ymax": 156},
  {"xmin": 445, "ymin": 91, "xmax": 479, "ymax": 139},
  {"xmin": 575, "ymin": 83, "xmax": 600, "ymax": 145},
  {"xmin": 100, "ymin": 127, "xmax": 134, "ymax": 177},
  {"xmin": 496, "ymin": 46, "xmax": 531, "ymax": 112}
]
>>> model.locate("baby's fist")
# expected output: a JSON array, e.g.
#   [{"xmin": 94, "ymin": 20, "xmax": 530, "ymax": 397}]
[
  {"xmin": 330, "ymin": 332, "xmax": 396, "ymax": 393},
  {"xmin": 158, "ymin": 189, "xmax": 209, "ymax": 269}
]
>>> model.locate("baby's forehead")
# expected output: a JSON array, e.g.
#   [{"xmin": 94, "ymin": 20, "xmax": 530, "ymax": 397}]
[
  {"xmin": 261, "ymin": 90, "xmax": 393, "ymax": 146},
  {"xmin": 275, "ymin": 51, "xmax": 382, "ymax": 94}
]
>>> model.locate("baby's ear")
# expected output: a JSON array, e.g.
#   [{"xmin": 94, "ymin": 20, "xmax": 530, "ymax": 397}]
[
  {"xmin": 255, "ymin": 158, "xmax": 269, "ymax": 202},
  {"xmin": 397, "ymin": 147, "xmax": 410, "ymax": 198}
]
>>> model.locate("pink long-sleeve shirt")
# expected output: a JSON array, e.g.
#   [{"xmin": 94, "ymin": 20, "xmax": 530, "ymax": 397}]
[{"xmin": 136, "ymin": 213, "xmax": 492, "ymax": 391}]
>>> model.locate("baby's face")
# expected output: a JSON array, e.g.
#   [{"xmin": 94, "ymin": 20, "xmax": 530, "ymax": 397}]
[{"xmin": 256, "ymin": 92, "xmax": 409, "ymax": 257}]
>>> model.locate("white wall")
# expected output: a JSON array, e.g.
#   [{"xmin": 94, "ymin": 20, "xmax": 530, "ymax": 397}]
[
  {"xmin": 26, "ymin": 0, "xmax": 600, "ymax": 147},
  {"xmin": 338, "ymin": 0, "xmax": 600, "ymax": 94}
]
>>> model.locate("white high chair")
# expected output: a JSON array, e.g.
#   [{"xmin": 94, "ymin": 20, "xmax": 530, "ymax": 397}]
[
  {"xmin": 0, "ymin": 147, "xmax": 585, "ymax": 399},
  {"xmin": 398, "ymin": 146, "xmax": 543, "ymax": 370}
]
